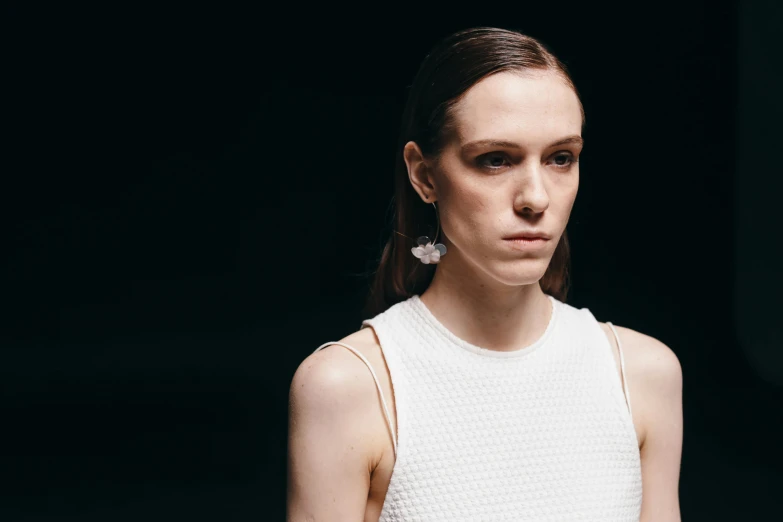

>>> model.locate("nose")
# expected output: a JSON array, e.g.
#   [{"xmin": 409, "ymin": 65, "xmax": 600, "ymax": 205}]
[{"xmin": 512, "ymin": 164, "xmax": 550, "ymax": 215}]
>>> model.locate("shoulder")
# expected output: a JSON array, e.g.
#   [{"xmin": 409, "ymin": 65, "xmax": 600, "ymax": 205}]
[
  {"xmin": 289, "ymin": 327, "xmax": 384, "ymax": 412},
  {"xmin": 289, "ymin": 327, "xmax": 391, "ymax": 470},
  {"xmin": 598, "ymin": 323, "xmax": 683, "ymax": 447},
  {"xmin": 287, "ymin": 328, "xmax": 391, "ymax": 517},
  {"xmin": 599, "ymin": 323, "xmax": 682, "ymax": 382}
]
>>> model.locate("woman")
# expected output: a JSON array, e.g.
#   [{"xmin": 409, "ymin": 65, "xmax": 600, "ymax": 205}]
[{"xmin": 287, "ymin": 27, "xmax": 683, "ymax": 521}]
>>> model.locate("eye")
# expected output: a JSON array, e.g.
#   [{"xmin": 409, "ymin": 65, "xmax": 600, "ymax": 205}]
[
  {"xmin": 549, "ymin": 151, "xmax": 578, "ymax": 170},
  {"xmin": 477, "ymin": 152, "xmax": 511, "ymax": 170}
]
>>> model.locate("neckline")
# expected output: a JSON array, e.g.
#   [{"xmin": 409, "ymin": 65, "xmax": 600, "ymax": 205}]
[{"xmin": 408, "ymin": 294, "xmax": 559, "ymax": 359}]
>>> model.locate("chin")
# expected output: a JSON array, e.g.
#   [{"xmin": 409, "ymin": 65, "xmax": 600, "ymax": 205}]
[{"xmin": 491, "ymin": 260, "xmax": 551, "ymax": 287}]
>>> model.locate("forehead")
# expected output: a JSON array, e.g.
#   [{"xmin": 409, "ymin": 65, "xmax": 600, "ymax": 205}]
[{"xmin": 450, "ymin": 70, "xmax": 582, "ymax": 146}]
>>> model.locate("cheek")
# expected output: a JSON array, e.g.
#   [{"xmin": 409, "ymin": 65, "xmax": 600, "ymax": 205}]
[
  {"xmin": 553, "ymin": 174, "xmax": 579, "ymax": 216},
  {"xmin": 538, "ymin": 164, "xmax": 578, "ymax": 214},
  {"xmin": 439, "ymin": 179, "xmax": 501, "ymax": 245}
]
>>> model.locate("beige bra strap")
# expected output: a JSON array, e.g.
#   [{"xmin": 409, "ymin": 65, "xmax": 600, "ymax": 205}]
[
  {"xmin": 312, "ymin": 342, "xmax": 397, "ymax": 457},
  {"xmin": 605, "ymin": 323, "xmax": 633, "ymax": 420}
]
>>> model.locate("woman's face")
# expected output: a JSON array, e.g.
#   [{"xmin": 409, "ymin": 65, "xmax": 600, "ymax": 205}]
[{"xmin": 406, "ymin": 70, "xmax": 583, "ymax": 287}]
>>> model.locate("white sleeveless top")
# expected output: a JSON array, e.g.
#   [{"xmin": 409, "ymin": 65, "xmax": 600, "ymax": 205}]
[{"xmin": 313, "ymin": 294, "xmax": 642, "ymax": 521}]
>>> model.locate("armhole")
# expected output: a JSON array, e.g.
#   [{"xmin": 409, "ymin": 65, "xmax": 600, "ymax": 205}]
[
  {"xmin": 312, "ymin": 341, "xmax": 398, "ymax": 458},
  {"xmin": 605, "ymin": 322, "xmax": 633, "ymax": 421}
]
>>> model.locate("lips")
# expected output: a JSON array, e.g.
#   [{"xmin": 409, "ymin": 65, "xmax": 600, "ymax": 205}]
[{"xmin": 503, "ymin": 232, "xmax": 551, "ymax": 240}]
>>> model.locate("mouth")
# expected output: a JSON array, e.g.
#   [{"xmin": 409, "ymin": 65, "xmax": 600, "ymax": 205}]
[
  {"xmin": 503, "ymin": 234, "xmax": 551, "ymax": 250},
  {"xmin": 503, "ymin": 232, "xmax": 552, "ymax": 241}
]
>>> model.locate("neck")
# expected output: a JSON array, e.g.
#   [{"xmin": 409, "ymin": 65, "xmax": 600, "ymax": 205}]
[{"xmin": 419, "ymin": 254, "xmax": 553, "ymax": 353}]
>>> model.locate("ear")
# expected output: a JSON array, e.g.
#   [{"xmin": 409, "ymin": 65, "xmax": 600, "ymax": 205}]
[{"xmin": 403, "ymin": 141, "xmax": 437, "ymax": 203}]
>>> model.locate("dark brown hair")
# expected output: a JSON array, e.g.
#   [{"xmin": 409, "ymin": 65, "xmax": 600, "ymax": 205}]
[{"xmin": 364, "ymin": 27, "xmax": 584, "ymax": 317}]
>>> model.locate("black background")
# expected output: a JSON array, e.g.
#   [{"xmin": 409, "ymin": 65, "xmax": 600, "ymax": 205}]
[{"xmin": 3, "ymin": 2, "xmax": 782, "ymax": 520}]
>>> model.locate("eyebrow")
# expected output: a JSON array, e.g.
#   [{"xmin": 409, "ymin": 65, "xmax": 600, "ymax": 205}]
[{"xmin": 461, "ymin": 135, "xmax": 584, "ymax": 151}]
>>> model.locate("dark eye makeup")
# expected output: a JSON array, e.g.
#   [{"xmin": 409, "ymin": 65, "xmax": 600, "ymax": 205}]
[
  {"xmin": 476, "ymin": 152, "xmax": 511, "ymax": 169},
  {"xmin": 475, "ymin": 151, "xmax": 579, "ymax": 171},
  {"xmin": 550, "ymin": 152, "xmax": 578, "ymax": 169}
]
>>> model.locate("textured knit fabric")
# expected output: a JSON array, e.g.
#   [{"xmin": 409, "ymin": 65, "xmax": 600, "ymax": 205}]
[{"xmin": 314, "ymin": 294, "xmax": 642, "ymax": 521}]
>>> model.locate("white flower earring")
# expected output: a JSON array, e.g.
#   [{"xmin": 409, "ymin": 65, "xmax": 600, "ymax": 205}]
[{"xmin": 410, "ymin": 201, "xmax": 447, "ymax": 264}]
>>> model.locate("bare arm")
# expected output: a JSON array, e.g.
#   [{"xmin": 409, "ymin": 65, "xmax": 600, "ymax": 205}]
[
  {"xmin": 287, "ymin": 347, "xmax": 379, "ymax": 522},
  {"xmin": 630, "ymin": 333, "xmax": 684, "ymax": 522}
]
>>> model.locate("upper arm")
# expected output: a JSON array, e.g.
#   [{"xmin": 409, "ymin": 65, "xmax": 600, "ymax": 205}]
[
  {"xmin": 631, "ymin": 333, "xmax": 684, "ymax": 522},
  {"xmin": 287, "ymin": 348, "xmax": 378, "ymax": 522}
]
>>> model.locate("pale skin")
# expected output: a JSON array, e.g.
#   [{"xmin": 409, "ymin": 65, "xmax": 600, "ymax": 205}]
[{"xmin": 287, "ymin": 70, "xmax": 683, "ymax": 521}]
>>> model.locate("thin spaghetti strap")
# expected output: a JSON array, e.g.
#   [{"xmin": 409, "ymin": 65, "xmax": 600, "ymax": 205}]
[
  {"xmin": 312, "ymin": 342, "xmax": 397, "ymax": 457},
  {"xmin": 605, "ymin": 322, "xmax": 633, "ymax": 420}
]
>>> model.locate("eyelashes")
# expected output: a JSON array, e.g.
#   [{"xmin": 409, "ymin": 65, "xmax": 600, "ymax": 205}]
[
  {"xmin": 476, "ymin": 151, "xmax": 579, "ymax": 172},
  {"xmin": 477, "ymin": 152, "xmax": 512, "ymax": 170},
  {"xmin": 550, "ymin": 152, "xmax": 578, "ymax": 169}
]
